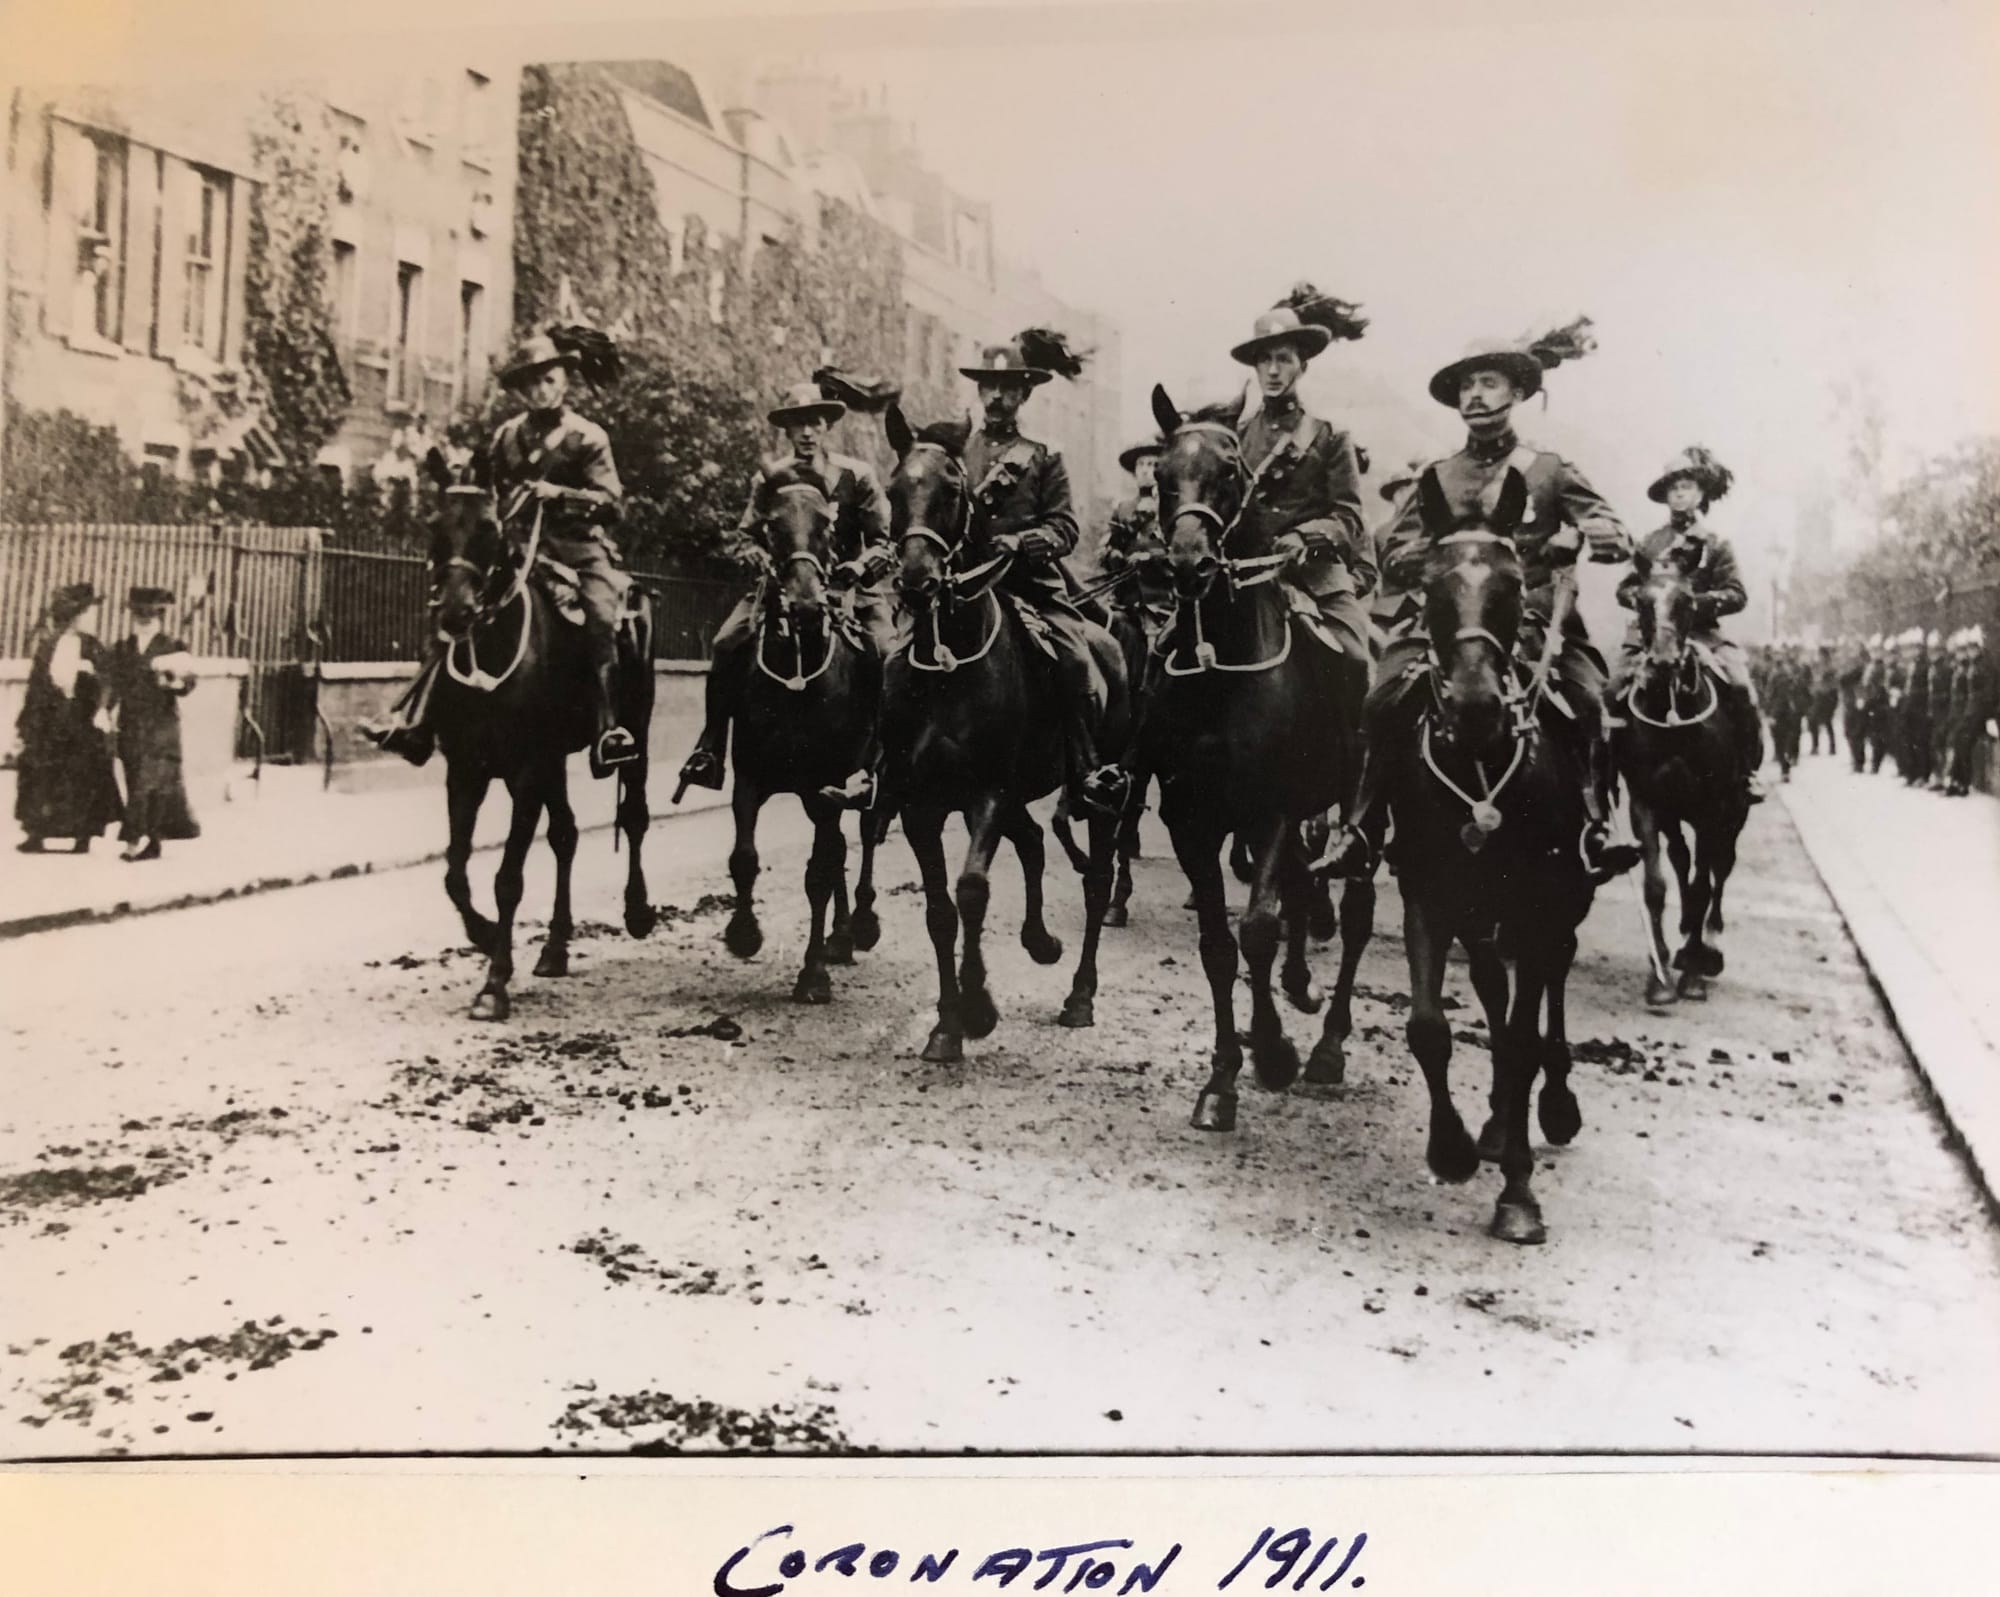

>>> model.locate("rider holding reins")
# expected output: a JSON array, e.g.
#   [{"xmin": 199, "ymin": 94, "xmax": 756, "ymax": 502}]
[
  {"xmin": 675, "ymin": 379, "xmax": 895, "ymax": 806},
  {"xmin": 364, "ymin": 328, "xmax": 638, "ymax": 777},
  {"xmin": 1613, "ymin": 446, "xmax": 1765, "ymax": 803},
  {"xmin": 1316, "ymin": 323, "xmax": 1643, "ymax": 883}
]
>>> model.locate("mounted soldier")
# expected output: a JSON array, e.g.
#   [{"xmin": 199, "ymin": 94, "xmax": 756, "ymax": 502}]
[
  {"xmin": 1368, "ymin": 455, "xmax": 1431, "ymax": 645},
  {"xmin": 958, "ymin": 327, "xmax": 1129, "ymax": 817},
  {"xmin": 1613, "ymin": 446, "xmax": 1765, "ymax": 802},
  {"xmin": 1100, "ymin": 432, "xmax": 1172, "ymax": 628},
  {"xmin": 1317, "ymin": 320, "xmax": 1641, "ymax": 882},
  {"xmin": 675, "ymin": 375, "xmax": 896, "ymax": 806},
  {"xmin": 364, "ymin": 326, "xmax": 639, "ymax": 778}
]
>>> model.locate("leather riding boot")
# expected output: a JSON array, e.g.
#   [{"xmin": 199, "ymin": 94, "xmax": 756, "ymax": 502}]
[
  {"xmin": 361, "ymin": 651, "xmax": 443, "ymax": 767},
  {"xmin": 1729, "ymin": 687, "xmax": 1767, "ymax": 801},
  {"xmin": 674, "ymin": 632, "xmax": 752, "ymax": 800},
  {"xmin": 1580, "ymin": 733, "xmax": 1641, "ymax": 879},
  {"xmin": 819, "ymin": 647, "xmax": 885, "ymax": 810},
  {"xmin": 586, "ymin": 633, "xmax": 638, "ymax": 779},
  {"xmin": 1310, "ymin": 747, "xmax": 1388, "ymax": 880},
  {"xmin": 1066, "ymin": 696, "xmax": 1128, "ymax": 817}
]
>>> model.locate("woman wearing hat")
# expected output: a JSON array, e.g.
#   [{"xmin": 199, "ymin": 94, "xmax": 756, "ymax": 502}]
[
  {"xmin": 1100, "ymin": 433, "xmax": 1171, "ymax": 620},
  {"xmin": 1321, "ymin": 327, "xmax": 1639, "ymax": 882},
  {"xmin": 366, "ymin": 327, "xmax": 637, "ymax": 776},
  {"xmin": 14, "ymin": 581, "xmax": 122, "ymax": 853},
  {"xmin": 1613, "ymin": 447, "xmax": 1765, "ymax": 802},
  {"xmin": 106, "ymin": 586, "xmax": 200, "ymax": 861},
  {"xmin": 676, "ymin": 379, "xmax": 894, "ymax": 803}
]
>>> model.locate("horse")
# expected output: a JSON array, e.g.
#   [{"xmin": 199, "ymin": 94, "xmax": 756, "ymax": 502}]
[
  {"xmin": 879, "ymin": 406, "xmax": 1128, "ymax": 1063},
  {"xmin": 1382, "ymin": 465, "xmax": 1594, "ymax": 1245},
  {"xmin": 1612, "ymin": 552, "xmax": 1750, "ymax": 1007},
  {"xmin": 1142, "ymin": 386, "xmax": 1373, "ymax": 1134},
  {"xmin": 718, "ymin": 464, "xmax": 888, "ymax": 1004},
  {"xmin": 419, "ymin": 448, "xmax": 656, "ymax": 1020}
]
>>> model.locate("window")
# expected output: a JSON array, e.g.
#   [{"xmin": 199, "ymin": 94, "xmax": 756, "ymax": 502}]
[
  {"xmin": 69, "ymin": 129, "xmax": 127, "ymax": 343},
  {"xmin": 389, "ymin": 261, "xmax": 423, "ymax": 408},
  {"xmin": 182, "ymin": 168, "xmax": 230, "ymax": 355},
  {"xmin": 457, "ymin": 280, "xmax": 485, "ymax": 398},
  {"xmin": 330, "ymin": 242, "xmax": 359, "ymax": 345}
]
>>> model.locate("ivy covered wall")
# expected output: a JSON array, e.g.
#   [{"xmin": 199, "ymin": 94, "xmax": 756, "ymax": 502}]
[{"xmin": 510, "ymin": 63, "xmax": 961, "ymax": 573}]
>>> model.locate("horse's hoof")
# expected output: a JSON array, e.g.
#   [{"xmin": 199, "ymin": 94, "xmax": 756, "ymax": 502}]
[
  {"xmin": 1645, "ymin": 975, "xmax": 1678, "ymax": 1008},
  {"xmin": 532, "ymin": 946, "xmax": 570, "ymax": 979},
  {"xmin": 624, "ymin": 901, "xmax": 657, "ymax": 940},
  {"xmin": 1191, "ymin": 1088, "xmax": 1237, "ymax": 1133},
  {"xmin": 1250, "ymin": 1030, "xmax": 1300, "ymax": 1093},
  {"xmin": 1539, "ymin": 1083, "xmax": 1582, "ymax": 1146},
  {"xmin": 1281, "ymin": 973, "xmax": 1324, "ymax": 1015},
  {"xmin": 960, "ymin": 986, "xmax": 1000, "ymax": 1040},
  {"xmin": 1676, "ymin": 971, "xmax": 1709, "ymax": 1002},
  {"xmin": 1490, "ymin": 1196, "xmax": 1548, "ymax": 1246},
  {"xmin": 1103, "ymin": 902, "xmax": 1129, "ymax": 930},
  {"xmin": 1058, "ymin": 994, "xmax": 1094, "ymax": 1029},
  {"xmin": 1303, "ymin": 1035, "xmax": 1345, "ymax": 1086},
  {"xmin": 1697, "ymin": 944, "xmax": 1725, "ymax": 977},
  {"xmin": 1475, "ymin": 1114, "xmax": 1505, "ymax": 1164},
  {"xmin": 825, "ymin": 931, "xmax": 856, "ymax": 967},
  {"xmin": 1021, "ymin": 928, "xmax": 1064, "ymax": 966},
  {"xmin": 792, "ymin": 967, "xmax": 833, "ymax": 1005},
  {"xmin": 470, "ymin": 987, "xmax": 510, "ymax": 1023},
  {"xmin": 1427, "ymin": 1116, "xmax": 1480, "ymax": 1184},
  {"xmin": 921, "ymin": 1028, "xmax": 962, "ymax": 1065},
  {"xmin": 723, "ymin": 916, "xmax": 763, "ymax": 959},
  {"xmin": 850, "ymin": 908, "xmax": 881, "ymax": 952}
]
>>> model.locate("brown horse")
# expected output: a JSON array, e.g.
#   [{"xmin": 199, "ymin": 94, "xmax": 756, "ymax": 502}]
[
  {"xmin": 879, "ymin": 407, "xmax": 1128, "ymax": 1063},
  {"xmin": 420, "ymin": 449, "xmax": 656, "ymax": 1020},
  {"xmin": 1385, "ymin": 466, "xmax": 1593, "ymax": 1244},
  {"xmin": 1613, "ymin": 555, "xmax": 1749, "ymax": 1006},
  {"xmin": 720, "ymin": 465, "xmax": 887, "ymax": 1003},
  {"xmin": 1143, "ymin": 387, "xmax": 1373, "ymax": 1133}
]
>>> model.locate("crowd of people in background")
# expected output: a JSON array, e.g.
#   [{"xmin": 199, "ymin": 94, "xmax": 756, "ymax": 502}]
[
  {"xmin": 13, "ymin": 581, "xmax": 200, "ymax": 860},
  {"xmin": 1751, "ymin": 628, "xmax": 1998, "ymax": 796}
]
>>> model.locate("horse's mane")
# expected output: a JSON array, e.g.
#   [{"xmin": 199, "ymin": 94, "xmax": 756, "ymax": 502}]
[
  {"xmin": 913, "ymin": 417, "xmax": 972, "ymax": 456},
  {"xmin": 1177, "ymin": 396, "xmax": 1247, "ymax": 432},
  {"xmin": 759, "ymin": 456, "xmax": 832, "ymax": 498}
]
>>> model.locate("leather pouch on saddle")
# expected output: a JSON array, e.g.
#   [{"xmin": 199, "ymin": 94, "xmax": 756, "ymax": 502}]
[
  {"xmin": 1280, "ymin": 583, "xmax": 1348, "ymax": 657},
  {"xmin": 1004, "ymin": 593, "xmax": 1062, "ymax": 662}
]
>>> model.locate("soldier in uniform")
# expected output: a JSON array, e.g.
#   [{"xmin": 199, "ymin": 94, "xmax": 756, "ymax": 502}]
[
  {"xmin": 1613, "ymin": 447, "xmax": 1764, "ymax": 802},
  {"xmin": 1837, "ymin": 634, "xmax": 1868, "ymax": 772},
  {"xmin": 1894, "ymin": 628, "xmax": 1932, "ymax": 785},
  {"xmin": 676, "ymin": 380, "xmax": 894, "ymax": 804},
  {"xmin": 1808, "ymin": 642, "xmax": 1840, "ymax": 757},
  {"xmin": 1860, "ymin": 634, "xmax": 1894, "ymax": 773},
  {"xmin": 1317, "ymin": 330, "xmax": 1640, "ymax": 881},
  {"xmin": 1925, "ymin": 629, "xmax": 1956, "ymax": 789},
  {"xmin": 1100, "ymin": 433, "xmax": 1172, "ymax": 624},
  {"xmin": 364, "ymin": 330, "xmax": 637, "ymax": 776},
  {"xmin": 953, "ymin": 329, "xmax": 1128, "ymax": 816},
  {"xmin": 1948, "ymin": 625, "xmax": 1994, "ymax": 795},
  {"xmin": 1367, "ymin": 456, "xmax": 1431, "ymax": 646}
]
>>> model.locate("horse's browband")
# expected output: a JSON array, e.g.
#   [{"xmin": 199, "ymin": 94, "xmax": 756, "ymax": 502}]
[{"xmin": 1437, "ymin": 530, "xmax": 1516, "ymax": 548}]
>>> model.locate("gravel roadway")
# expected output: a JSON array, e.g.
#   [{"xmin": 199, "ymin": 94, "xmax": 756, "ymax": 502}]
[{"xmin": 3, "ymin": 792, "xmax": 1997, "ymax": 1460}]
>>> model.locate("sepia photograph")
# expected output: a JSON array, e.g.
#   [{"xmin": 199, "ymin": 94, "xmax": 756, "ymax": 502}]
[{"xmin": 2, "ymin": 0, "xmax": 1997, "ymax": 1475}]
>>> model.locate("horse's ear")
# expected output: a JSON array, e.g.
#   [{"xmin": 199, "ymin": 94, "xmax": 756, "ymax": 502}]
[
  {"xmin": 1416, "ymin": 466, "xmax": 1454, "ymax": 537},
  {"xmin": 1490, "ymin": 467, "xmax": 1529, "ymax": 535},
  {"xmin": 885, "ymin": 404, "xmax": 913, "ymax": 460},
  {"xmin": 423, "ymin": 447, "xmax": 455, "ymax": 493},
  {"xmin": 1151, "ymin": 384, "xmax": 1180, "ymax": 440},
  {"xmin": 942, "ymin": 414, "xmax": 973, "ymax": 456}
]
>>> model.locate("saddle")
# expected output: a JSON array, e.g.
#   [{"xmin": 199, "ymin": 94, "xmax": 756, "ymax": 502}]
[{"xmin": 1280, "ymin": 584, "xmax": 1350, "ymax": 658}]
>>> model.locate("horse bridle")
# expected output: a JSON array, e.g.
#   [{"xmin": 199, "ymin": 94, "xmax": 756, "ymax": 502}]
[
  {"xmin": 1626, "ymin": 581, "xmax": 1720, "ymax": 728},
  {"xmin": 755, "ymin": 482, "xmax": 848, "ymax": 692},
  {"xmin": 893, "ymin": 443, "xmax": 1013, "ymax": 674},
  {"xmin": 432, "ymin": 485, "xmax": 542, "ymax": 692},
  {"xmin": 1155, "ymin": 423, "xmax": 1296, "ymax": 675}
]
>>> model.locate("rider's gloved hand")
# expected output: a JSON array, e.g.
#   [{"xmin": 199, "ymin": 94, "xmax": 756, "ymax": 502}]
[
  {"xmin": 525, "ymin": 479, "xmax": 566, "ymax": 502},
  {"xmin": 1017, "ymin": 527, "xmax": 1061, "ymax": 561},
  {"xmin": 1273, "ymin": 530, "xmax": 1309, "ymax": 568},
  {"xmin": 742, "ymin": 547, "xmax": 775, "ymax": 581},
  {"xmin": 1102, "ymin": 547, "xmax": 1129, "ymax": 573},
  {"xmin": 1543, "ymin": 526, "xmax": 1583, "ymax": 562},
  {"xmin": 859, "ymin": 548, "xmax": 897, "ymax": 584},
  {"xmin": 991, "ymin": 531, "xmax": 1025, "ymax": 556}
]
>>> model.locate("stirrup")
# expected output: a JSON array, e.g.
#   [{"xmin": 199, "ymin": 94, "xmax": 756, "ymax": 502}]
[
  {"xmin": 672, "ymin": 744, "xmax": 725, "ymax": 803},
  {"xmin": 590, "ymin": 726, "xmax": 640, "ymax": 779},
  {"xmin": 1308, "ymin": 825, "xmax": 1377, "ymax": 881},
  {"xmin": 1073, "ymin": 764, "xmax": 1132, "ymax": 818},
  {"xmin": 1582, "ymin": 824, "xmax": 1641, "ymax": 881},
  {"xmin": 365, "ymin": 722, "xmax": 434, "ymax": 767}
]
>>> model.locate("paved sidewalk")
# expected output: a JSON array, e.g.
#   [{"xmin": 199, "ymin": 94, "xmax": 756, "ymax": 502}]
[
  {"xmin": 1779, "ymin": 752, "xmax": 2000, "ymax": 1205},
  {"xmin": 0, "ymin": 758, "xmax": 727, "ymax": 939}
]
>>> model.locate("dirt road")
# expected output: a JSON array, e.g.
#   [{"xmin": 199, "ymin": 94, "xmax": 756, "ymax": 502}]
[{"xmin": 4, "ymin": 795, "xmax": 1997, "ymax": 1458}]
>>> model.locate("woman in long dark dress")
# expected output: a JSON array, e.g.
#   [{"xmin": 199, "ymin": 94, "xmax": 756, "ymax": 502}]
[
  {"xmin": 14, "ymin": 581, "xmax": 123, "ymax": 853},
  {"xmin": 107, "ymin": 586, "xmax": 200, "ymax": 862}
]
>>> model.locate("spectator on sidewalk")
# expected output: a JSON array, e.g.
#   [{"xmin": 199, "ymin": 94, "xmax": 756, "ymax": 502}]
[
  {"xmin": 106, "ymin": 586, "xmax": 201, "ymax": 862},
  {"xmin": 13, "ymin": 581, "xmax": 122, "ymax": 854}
]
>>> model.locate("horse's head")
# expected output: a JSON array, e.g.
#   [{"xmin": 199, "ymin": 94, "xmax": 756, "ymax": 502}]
[
  {"xmin": 885, "ymin": 404, "xmax": 973, "ymax": 606},
  {"xmin": 752, "ymin": 458, "xmax": 839, "ymax": 623},
  {"xmin": 422, "ymin": 447, "xmax": 507, "ymax": 639},
  {"xmin": 1151, "ymin": 384, "xmax": 1250, "ymax": 598},
  {"xmin": 1418, "ymin": 464, "xmax": 1528, "ymax": 757},
  {"xmin": 1632, "ymin": 548, "xmax": 1699, "ymax": 681}
]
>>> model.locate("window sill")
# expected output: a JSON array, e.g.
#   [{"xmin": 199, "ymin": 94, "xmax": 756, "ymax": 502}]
[{"xmin": 63, "ymin": 331, "xmax": 125, "ymax": 361}]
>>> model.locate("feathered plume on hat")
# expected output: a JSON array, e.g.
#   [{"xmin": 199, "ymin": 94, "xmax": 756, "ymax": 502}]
[
  {"xmin": 1279, "ymin": 281, "xmax": 1369, "ymax": 342},
  {"xmin": 1525, "ymin": 315, "xmax": 1597, "ymax": 373},
  {"xmin": 1017, "ymin": 327, "xmax": 1090, "ymax": 381},
  {"xmin": 1679, "ymin": 445, "xmax": 1735, "ymax": 503},
  {"xmin": 813, "ymin": 366, "xmax": 902, "ymax": 414},
  {"xmin": 548, "ymin": 324, "xmax": 622, "ymax": 386}
]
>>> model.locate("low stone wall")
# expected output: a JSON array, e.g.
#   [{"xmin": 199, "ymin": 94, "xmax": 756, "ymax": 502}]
[
  {"xmin": 0, "ymin": 655, "xmax": 250, "ymax": 814},
  {"xmin": 315, "ymin": 658, "xmax": 711, "ymax": 794}
]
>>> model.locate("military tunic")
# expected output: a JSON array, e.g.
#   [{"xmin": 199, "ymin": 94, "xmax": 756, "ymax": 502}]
[
  {"xmin": 719, "ymin": 449, "xmax": 895, "ymax": 649},
  {"xmin": 964, "ymin": 423, "xmax": 1080, "ymax": 606},
  {"xmin": 1237, "ymin": 399, "xmax": 1375, "ymax": 657},
  {"xmin": 1374, "ymin": 429, "xmax": 1631, "ymax": 719},
  {"xmin": 1102, "ymin": 490, "xmax": 1173, "ymax": 618},
  {"xmin": 481, "ymin": 405, "xmax": 626, "ymax": 639},
  {"xmin": 1613, "ymin": 515, "xmax": 1751, "ymax": 689}
]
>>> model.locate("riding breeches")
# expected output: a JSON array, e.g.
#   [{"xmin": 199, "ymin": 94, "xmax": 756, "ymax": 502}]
[
  {"xmin": 542, "ymin": 531, "xmax": 628, "ymax": 660},
  {"xmin": 1284, "ymin": 581, "xmax": 1375, "ymax": 662}
]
